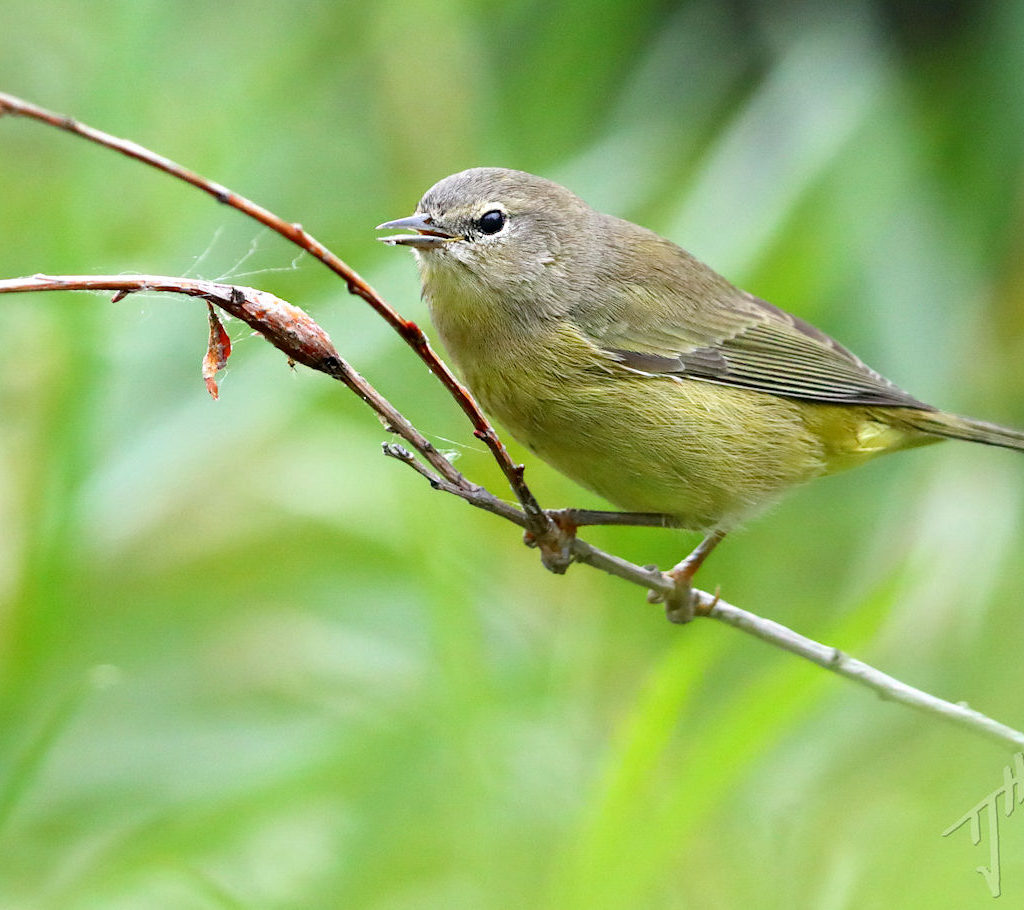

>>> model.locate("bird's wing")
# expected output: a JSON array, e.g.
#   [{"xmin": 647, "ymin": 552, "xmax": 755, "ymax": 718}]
[{"xmin": 579, "ymin": 283, "xmax": 930, "ymax": 409}]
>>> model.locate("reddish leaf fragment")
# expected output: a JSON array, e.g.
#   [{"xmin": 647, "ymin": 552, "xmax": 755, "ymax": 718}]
[
  {"xmin": 202, "ymin": 303, "xmax": 232, "ymax": 399},
  {"xmin": 215, "ymin": 287, "xmax": 339, "ymax": 370}
]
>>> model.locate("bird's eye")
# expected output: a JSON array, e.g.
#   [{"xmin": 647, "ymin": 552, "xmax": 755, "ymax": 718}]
[{"xmin": 477, "ymin": 209, "xmax": 506, "ymax": 235}]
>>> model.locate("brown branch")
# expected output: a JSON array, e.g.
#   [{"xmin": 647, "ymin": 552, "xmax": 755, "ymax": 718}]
[
  {"xmin": 0, "ymin": 274, "xmax": 468, "ymax": 491},
  {"xmin": 0, "ymin": 91, "xmax": 546, "ymax": 531}
]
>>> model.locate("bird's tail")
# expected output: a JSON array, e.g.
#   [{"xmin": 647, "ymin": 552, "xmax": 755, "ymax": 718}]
[{"xmin": 900, "ymin": 409, "xmax": 1024, "ymax": 452}]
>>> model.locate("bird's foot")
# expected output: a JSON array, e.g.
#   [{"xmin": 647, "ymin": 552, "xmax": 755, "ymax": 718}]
[
  {"xmin": 647, "ymin": 530, "xmax": 727, "ymax": 624},
  {"xmin": 648, "ymin": 565, "xmax": 698, "ymax": 623},
  {"xmin": 523, "ymin": 510, "xmax": 577, "ymax": 574}
]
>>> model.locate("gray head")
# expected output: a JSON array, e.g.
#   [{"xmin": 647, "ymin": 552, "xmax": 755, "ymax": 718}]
[{"xmin": 377, "ymin": 168, "xmax": 599, "ymax": 305}]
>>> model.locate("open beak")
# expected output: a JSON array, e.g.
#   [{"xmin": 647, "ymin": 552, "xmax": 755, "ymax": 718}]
[{"xmin": 376, "ymin": 213, "xmax": 456, "ymax": 248}]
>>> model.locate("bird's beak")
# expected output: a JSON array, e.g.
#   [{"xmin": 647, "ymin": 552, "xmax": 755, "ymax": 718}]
[{"xmin": 376, "ymin": 213, "xmax": 457, "ymax": 248}]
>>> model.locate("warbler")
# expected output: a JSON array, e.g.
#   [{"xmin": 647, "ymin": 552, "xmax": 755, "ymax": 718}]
[{"xmin": 378, "ymin": 168, "xmax": 1024, "ymax": 602}]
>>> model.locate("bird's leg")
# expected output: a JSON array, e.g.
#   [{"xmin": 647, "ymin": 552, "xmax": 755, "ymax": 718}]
[
  {"xmin": 522, "ymin": 510, "xmax": 579, "ymax": 575},
  {"xmin": 524, "ymin": 510, "xmax": 680, "ymax": 574},
  {"xmin": 651, "ymin": 530, "xmax": 727, "ymax": 624},
  {"xmin": 547, "ymin": 509, "xmax": 681, "ymax": 530}
]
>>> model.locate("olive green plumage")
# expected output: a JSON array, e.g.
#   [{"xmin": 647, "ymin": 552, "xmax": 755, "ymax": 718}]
[{"xmin": 379, "ymin": 167, "xmax": 1024, "ymax": 533}]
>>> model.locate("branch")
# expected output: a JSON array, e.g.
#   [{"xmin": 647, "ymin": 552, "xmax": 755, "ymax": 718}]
[
  {"xmin": 2, "ymin": 93, "xmax": 1021, "ymax": 753},
  {"xmin": 0, "ymin": 90, "xmax": 547, "ymax": 531},
  {"xmin": 0, "ymin": 274, "xmax": 468, "ymax": 491},
  {"xmin": 699, "ymin": 595, "xmax": 1024, "ymax": 750}
]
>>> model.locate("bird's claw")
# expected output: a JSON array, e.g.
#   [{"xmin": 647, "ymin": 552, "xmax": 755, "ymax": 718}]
[
  {"xmin": 647, "ymin": 566, "xmax": 700, "ymax": 623},
  {"xmin": 663, "ymin": 580, "xmax": 697, "ymax": 623},
  {"xmin": 522, "ymin": 511, "xmax": 577, "ymax": 575}
]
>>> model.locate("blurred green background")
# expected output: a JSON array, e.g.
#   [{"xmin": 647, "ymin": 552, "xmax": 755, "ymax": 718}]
[{"xmin": 2, "ymin": 1, "xmax": 1024, "ymax": 907}]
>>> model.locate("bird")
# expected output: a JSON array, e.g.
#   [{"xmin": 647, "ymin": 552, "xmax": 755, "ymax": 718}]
[{"xmin": 377, "ymin": 167, "xmax": 1024, "ymax": 617}]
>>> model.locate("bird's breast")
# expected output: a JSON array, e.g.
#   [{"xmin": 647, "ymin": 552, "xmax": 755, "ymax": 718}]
[{"xmin": 431, "ymin": 310, "xmax": 825, "ymax": 529}]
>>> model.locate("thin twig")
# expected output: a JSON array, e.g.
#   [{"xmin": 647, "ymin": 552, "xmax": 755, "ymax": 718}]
[
  {"xmin": 381, "ymin": 442, "xmax": 525, "ymax": 524},
  {"xmin": 0, "ymin": 91, "xmax": 547, "ymax": 531},
  {"xmin": 0, "ymin": 274, "xmax": 467, "ymax": 489},
  {"xmin": 695, "ymin": 593, "xmax": 1024, "ymax": 750}
]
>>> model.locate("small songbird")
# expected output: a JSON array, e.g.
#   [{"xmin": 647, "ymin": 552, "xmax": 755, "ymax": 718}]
[{"xmin": 378, "ymin": 168, "xmax": 1024, "ymax": 611}]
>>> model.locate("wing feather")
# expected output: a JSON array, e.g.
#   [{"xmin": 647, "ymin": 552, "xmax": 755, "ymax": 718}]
[
  {"xmin": 584, "ymin": 284, "xmax": 930, "ymax": 408},
  {"xmin": 571, "ymin": 219, "xmax": 931, "ymax": 409}
]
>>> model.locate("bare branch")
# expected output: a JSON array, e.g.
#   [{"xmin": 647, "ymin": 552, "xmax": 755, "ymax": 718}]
[
  {"xmin": 0, "ymin": 90, "xmax": 547, "ymax": 530},
  {"xmin": 696, "ymin": 593, "xmax": 1024, "ymax": 750},
  {"xmin": 0, "ymin": 274, "xmax": 467, "ymax": 490}
]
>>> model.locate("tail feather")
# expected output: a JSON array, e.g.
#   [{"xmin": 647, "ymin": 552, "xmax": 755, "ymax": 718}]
[{"xmin": 901, "ymin": 410, "xmax": 1024, "ymax": 452}]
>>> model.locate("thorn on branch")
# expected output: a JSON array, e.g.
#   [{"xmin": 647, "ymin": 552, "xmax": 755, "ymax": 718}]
[{"xmin": 111, "ymin": 289, "xmax": 131, "ymax": 303}]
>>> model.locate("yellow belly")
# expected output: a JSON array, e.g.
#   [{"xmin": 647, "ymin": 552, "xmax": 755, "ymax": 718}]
[{"xmin": 440, "ymin": 319, "xmax": 927, "ymax": 531}]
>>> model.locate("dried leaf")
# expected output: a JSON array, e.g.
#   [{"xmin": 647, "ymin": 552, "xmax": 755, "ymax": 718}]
[{"xmin": 202, "ymin": 303, "xmax": 232, "ymax": 399}]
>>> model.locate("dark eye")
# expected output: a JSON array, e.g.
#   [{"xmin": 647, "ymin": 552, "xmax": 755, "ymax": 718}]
[{"xmin": 477, "ymin": 209, "xmax": 506, "ymax": 235}]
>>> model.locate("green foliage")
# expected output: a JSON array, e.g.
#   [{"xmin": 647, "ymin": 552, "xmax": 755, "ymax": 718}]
[{"xmin": 2, "ymin": 1, "xmax": 1024, "ymax": 907}]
